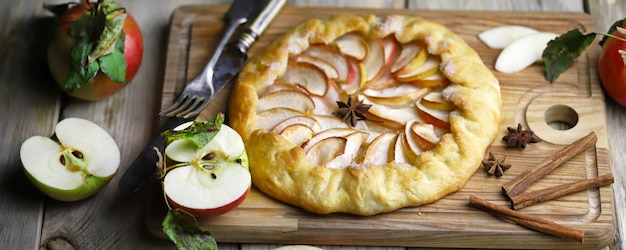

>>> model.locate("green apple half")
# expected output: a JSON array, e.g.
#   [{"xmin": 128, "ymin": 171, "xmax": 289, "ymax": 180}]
[
  {"xmin": 163, "ymin": 122, "xmax": 250, "ymax": 217},
  {"xmin": 19, "ymin": 117, "xmax": 120, "ymax": 201}
]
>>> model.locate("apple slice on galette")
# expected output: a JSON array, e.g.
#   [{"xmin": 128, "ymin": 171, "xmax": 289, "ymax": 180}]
[{"xmin": 229, "ymin": 14, "xmax": 501, "ymax": 215}]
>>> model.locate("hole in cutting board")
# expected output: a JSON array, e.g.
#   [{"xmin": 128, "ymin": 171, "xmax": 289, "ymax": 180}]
[{"xmin": 544, "ymin": 104, "xmax": 578, "ymax": 130}]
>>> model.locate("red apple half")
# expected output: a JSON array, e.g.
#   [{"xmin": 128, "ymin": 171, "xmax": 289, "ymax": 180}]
[{"xmin": 163, "ymin": 123, "xmax": 250, "ymax": 217}]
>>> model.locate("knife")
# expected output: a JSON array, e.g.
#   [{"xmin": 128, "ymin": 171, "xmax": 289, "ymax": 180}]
[{"xmin": 119, "ymin": 0, "xmax": 286, "ymax": 193}]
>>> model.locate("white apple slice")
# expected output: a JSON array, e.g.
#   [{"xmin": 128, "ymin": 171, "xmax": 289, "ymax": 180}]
[
  {"xmin": 340, "ymin": 58, "xmax": 365, "ymax": 95},
  {"xmin": 312, "ymin": 115, "xmax": 349, "ymax": 130},
  {"xmin": 271, "ymin": 115, "xmax": 322, "ymax": 134},
  {"xmin": 407, "ymin": 71, "xmax": 450, "ymax": 88},
  {"xmin": 280, "ymin": 61, "xmax": 329, "ymax": 96},
  {"xmin": 325, "ymin": 131, "xmax": 369, "ymax": 169},
  {"xmin": 305, "ymin": 136, "xmax": 346, "ymax": 166},
  {"xmin": 301, "ymin": 128, "xmax": 359, "ymax": 153},
  {"xmin": 403, "ymin": 119, "xmax": 423, "ymax": 156},
  {"xmin": 393, "ymin": 132, "xmax": 415, "ymax": 164},
  {"xmin": 391, "ymin": 41, "xmax": 427, "ymax": 74},
  {"xmin": 382, "ymin": 36, "xmax": 399, "ymax": 65},
  {"xmin": 361, "ymin": 95, "xmax": 422, "ymax": 128},
  {"xmin": 20, "ymin": 117, "xmax": 120, "ymax": 202},
  {"xmin": 296, "ymin": 54, "xmax": 340, "ymax": 79},
  {"xmin": 279, "ymin": 124, "xmax": 315, "ymax": 146},
  {"xmin": 494, "ymin": 32, "xmax": 558, "ymax": 74},
  {"xmin": 257, "ymin": 89, "xmax": 315, "ymax": 113},
  {"xmin": 303, "ymin": 45, "xmax": 350, "ymax": 82},
  {"xmin": 163, "ymin": 124, "xmax": 250, "ymax": 217},
  {"xmin": 332, "ymin": 33, "xmax": 369, "ymax": 60},
  {"xmin": 478, "ymin": 25, "xmax": 539, "ymax": 49},
  {"xmin": 416, "ymin": 100, "xmax": 451, "ymax": 130},
  {"xmin": 312, "ymin": 80, "xmax": 346, "ymax": 115},
  {"xmin": 260, "ymin": 80, "xmax": 304, "ymax": 97},
  {"xmin": 363, "ymin": 84, "xmax": 428, "ymax": 106},
  {"xmin": 362, "ymin": 38, "xmax": 385, "ymax": 81},
  {"xmin": 421, "ymin": 91, "xmax": 456, "ymax": 111},
  {"xmin": 411, "ymin": 122, "xmax": 441, "ymax": 150},
  {"xmin": 255, "ymin": 107, "xmax": 303, "ymax": 132},
  {"xmin": 395, "ymin": 54, "xmax": 441, "ymax": 82},
  {"xmin": 362, "ymin": 133, "xmax": 397, "ymax": 165}
]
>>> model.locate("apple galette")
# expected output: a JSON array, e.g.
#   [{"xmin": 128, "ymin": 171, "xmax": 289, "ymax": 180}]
[{"xmin": 228, "ymin": 14, "xmax": 501, "ymax": 215}]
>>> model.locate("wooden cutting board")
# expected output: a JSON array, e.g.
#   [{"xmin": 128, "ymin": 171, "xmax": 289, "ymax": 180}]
[{"xmin": 146, "ymin": 5, "xmax": 614, "ymax": 249}]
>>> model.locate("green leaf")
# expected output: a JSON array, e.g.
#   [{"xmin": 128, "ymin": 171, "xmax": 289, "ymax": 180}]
[
  {"xmin": 161, "ymin": 113, "xmax": 225, "ymax": 148},
  {"xmin": 162, "ymin": 210, "xmax": 217, "ymax": 250},
  {"xmin": 62, "ymin": 0, "xmax": 130, "ymax": 91},
  {"xmin": 600, "ymin": 18, "xmax": 626, "ymax": 46},
  {"xmin": 66, "ymin": 36, "xmax": 100, "ymax": 91},
  {"xmin": 99, "ymin": 35, "xmax": 127, "ymax": 83},
  {"xmin": 542, "ymin": 29, "xmax": 596, "ymax": 83},
  {"xmin": 89, "ymin": 5, "xmax": 126, "ymax": 62}
]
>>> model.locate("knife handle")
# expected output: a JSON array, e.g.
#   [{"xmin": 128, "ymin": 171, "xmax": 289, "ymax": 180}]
[
  {"xmin": 235, "ymin": 0, "xmax": 286, "ymax": 50},
  {"xmin": 118, "ymin": 116, "xmax": 190, "ymax": 193}
]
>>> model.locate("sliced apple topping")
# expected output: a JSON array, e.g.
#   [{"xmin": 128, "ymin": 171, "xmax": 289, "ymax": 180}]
[
  {"xmin": 421, "ymin": 91, "xmax": 456, "ymax": 111},
  {"xmin": 395, "ymin": 54, "xmax": 441, "ymax": 82},
  {"xmin": 296, "ymin": 54, "xmax": 340, "ymax": 79},
  {"xmin": 332, "ymin": 33, "xmax": 369, "ymax": 60},
  {"xmin": 325, "ymin": 131, "xmax": 369, "ymax": 169},
  {"xmin": 257, "ymin": 34, "xmax": 458, "ymax": 169},
  {"xmin": 305, "ymin": 136, "xmax": 346, "ymax": 166},
  {"xmin": 362, "ymin": 38, "xmax": 385, "ymax": 82},
  {"xmin": 257, "ymin": 89, "xmax": 315, "ymax": 113},
  {"xmin": 363, "ymin": 84, "xmax": 429, "ymax": 106},
  {"xmin": 303, "ymin": 45, "xmax": 350, "ymax": 82},
  {"xmin": 280, "ymin": 124, "xmax": 315, "ymax": 146},
  {"xmin": 362, "ymin": 132, "xmax": 397, "ymax": 165},
  {"xmin": 390, "ymin": 41, "xmax": 427, "ymax": 74},
  {"xmin": 279, "ymin": 61, "xmax": 329, "ymax": 96},
  {"xmin": 271, "ymin": 115, "xmax": 322, "ymax": 134},
  {"xmin": 256, "ymin": 107, "xmax": 304, "ymax": 132},
  {"xmin": 416, "ymin": 100, "xmax": 451, "ymax": 130}
]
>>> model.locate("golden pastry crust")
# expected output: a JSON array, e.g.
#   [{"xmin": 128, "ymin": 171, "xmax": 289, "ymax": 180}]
[{"xmin": 229, "ymin": 14, "xmax": 501, "ymax": 215}]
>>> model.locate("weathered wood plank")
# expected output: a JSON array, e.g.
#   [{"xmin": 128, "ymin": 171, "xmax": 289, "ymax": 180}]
[{"xmin": 0, "ymin": 0, "xmax": 61, "ymax": 248}]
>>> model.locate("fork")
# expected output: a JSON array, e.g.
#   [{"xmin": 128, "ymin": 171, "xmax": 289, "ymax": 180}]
[
  {"xmin": 119, "ymin": 0, "xmax": 285, "ymax": 193},
  {"xmin": 158, "ymin": 3, "xmax": 253, "ymax": 119}
]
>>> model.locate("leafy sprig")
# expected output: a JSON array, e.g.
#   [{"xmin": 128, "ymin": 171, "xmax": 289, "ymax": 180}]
[
  {"xmin": 542, "ymin": 18, "xmax": 626, "ymax": 83},
  {"xmin": 161, "ymin": 113, "xmax": 224, "ymax": 149}
]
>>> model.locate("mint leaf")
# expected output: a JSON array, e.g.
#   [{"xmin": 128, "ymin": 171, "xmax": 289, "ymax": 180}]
[
  {"xmin": 161, "ymin": 113, "xmax": 225, "ymax": 148},
  {"xmin": 542, "ymin": 29, "xmax": 596, "ymax": 83},
  {"xmin": 162, "ymin": 210, "xmax": 217, "ymax": 250},
  {"xmin": 600, "ymin": 18, "xmax": 626, "ymax": 46},
  {"xmin": 99, "ymin": 35, "xmax": 127, "ymax": 83}
]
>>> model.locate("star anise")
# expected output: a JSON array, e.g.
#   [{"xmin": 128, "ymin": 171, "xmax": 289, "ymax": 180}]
[
  {"xmin": 482, "ymin": 152, "xmax": 511, "ymax": 177},
  {"xmin": 333, "ymin": 96, "xmax": 371, "ymax": 127},
  {"xmin": 502, "ymin": 123, "xmax": 541, "ymax": 149}
]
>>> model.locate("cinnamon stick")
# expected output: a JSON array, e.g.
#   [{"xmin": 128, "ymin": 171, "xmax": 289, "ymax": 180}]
[
  {"xmin": 502, "ymin": 132, "xmax": 597, "ymax": 199},
  {"xmin": 469, "ymin": 195, "xmax": 585, "ymax": 243},
  {"xmin": 510, "ymin": 173, "xmax": 614, "ymax": 210}
]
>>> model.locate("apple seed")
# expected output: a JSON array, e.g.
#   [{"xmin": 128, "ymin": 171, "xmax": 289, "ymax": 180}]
[
  {"xmin": 202, "ymin": 165, "xmax": 215, "ymax": 170},
  {"xmin": 202, "ymin": 153, "xmax": 215, "ymax": 160}
]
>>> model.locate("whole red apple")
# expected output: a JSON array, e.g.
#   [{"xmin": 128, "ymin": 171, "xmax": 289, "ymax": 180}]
[
  {"xmin": 46, "ymin": 0, "xmax": 143, "ymax": 101},
  {"xmin": 598, "ymin": 21, "xmax": 626, "ymax": 107}
]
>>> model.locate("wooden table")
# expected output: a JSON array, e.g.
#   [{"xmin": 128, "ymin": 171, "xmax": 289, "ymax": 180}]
[{"xmin": 2, "ymin": 0, "xmax": 624, "ymax": 249}]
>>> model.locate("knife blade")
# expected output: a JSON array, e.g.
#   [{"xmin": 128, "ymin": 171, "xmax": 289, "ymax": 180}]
[{"xmin": 119, "ymin": 0, "xmax": 286, "ymax": 193}]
